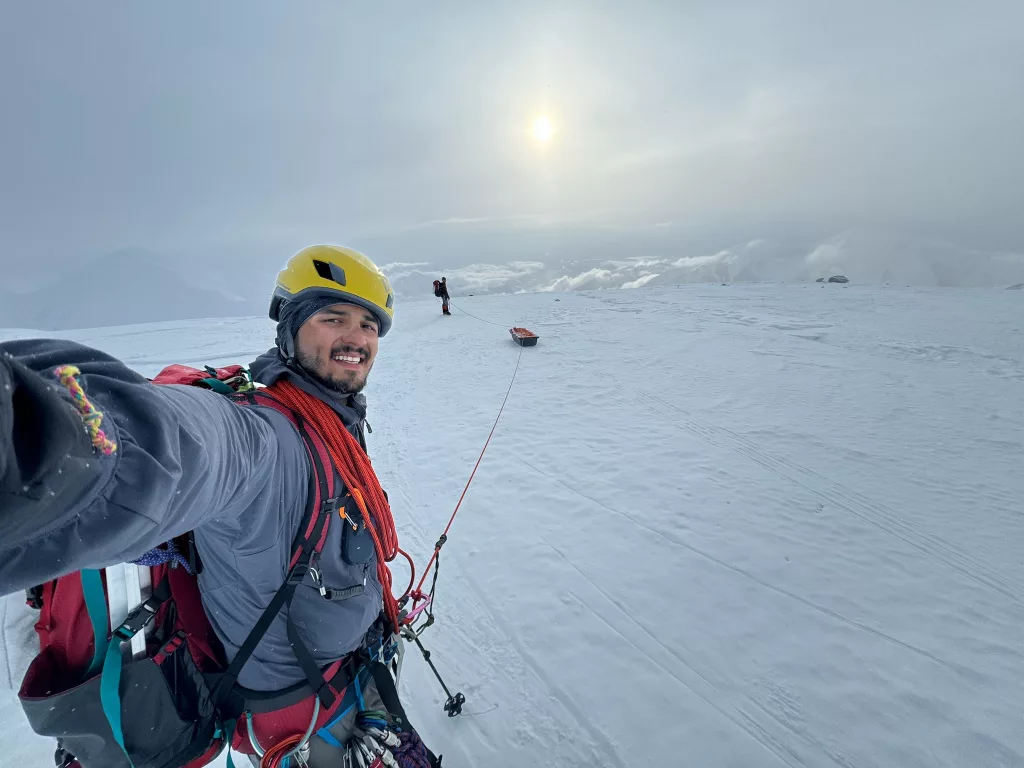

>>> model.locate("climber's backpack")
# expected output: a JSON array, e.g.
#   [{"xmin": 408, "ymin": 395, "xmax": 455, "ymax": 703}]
[
  {"xmin": 432, "ymin": 280, "xmax": 443, "ymax": 298},
  {"xmin": 17, "ymin": 364, "xmax": 392, "ymax": 768}
]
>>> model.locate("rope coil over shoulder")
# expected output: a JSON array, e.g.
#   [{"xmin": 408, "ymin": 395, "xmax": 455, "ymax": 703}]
[{"xmin": 266, "ymin": 379, "xmax": 406, "ymax": 633}]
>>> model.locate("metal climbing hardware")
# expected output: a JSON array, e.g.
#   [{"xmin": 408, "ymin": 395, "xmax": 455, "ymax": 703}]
[
  {"xmin": 311, "ymin": 563, "xmax": 367, "ymax": 601},
  {"xmin": 310, "ymin": 565, "xmax": 329, "ymax": 598},
  {"xmin": 348, "ymin": 720, "xmax": 403, "ymax": 768}
]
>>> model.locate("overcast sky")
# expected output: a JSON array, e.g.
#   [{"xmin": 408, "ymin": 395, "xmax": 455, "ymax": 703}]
[{"xmin": 2, "ymin": 0, "xmax": 1022, "ymax": 280}]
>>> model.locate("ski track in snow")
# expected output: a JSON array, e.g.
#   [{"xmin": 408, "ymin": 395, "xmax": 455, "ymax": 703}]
[{"xmin": 2, "ymin": 283, "xmax": 1023, "ymax": 768}]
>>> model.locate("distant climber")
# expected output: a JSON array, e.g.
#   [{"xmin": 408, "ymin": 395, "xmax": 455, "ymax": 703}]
[{"xmin": 433, "ymin": 277, "xmax": 451, "ymax": 315}]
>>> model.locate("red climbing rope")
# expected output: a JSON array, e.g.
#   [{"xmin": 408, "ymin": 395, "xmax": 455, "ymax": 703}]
[
  {"xmin": 268, "ymin": 379, "xmax": 408, "ymax": 634},
  {"xmin": 411, "ymin": 344, "xmax": 525, "ymax": 604}
]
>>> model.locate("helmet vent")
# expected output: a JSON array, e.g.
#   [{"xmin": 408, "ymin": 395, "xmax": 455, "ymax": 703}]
[{"xmin": 312, "ymin": 259, "xmax": 347, "ymax": 286}]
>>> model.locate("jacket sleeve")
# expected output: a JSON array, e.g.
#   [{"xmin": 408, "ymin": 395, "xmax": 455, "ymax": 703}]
[{"xmin": 0, "ymin": 339, "xmax": 283, "ymax": 596}]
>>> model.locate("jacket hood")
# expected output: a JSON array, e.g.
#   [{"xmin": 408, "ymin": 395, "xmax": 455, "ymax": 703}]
[{"xmin": 249, "ymin": 348, "xmax": 367, "ymax": 432}]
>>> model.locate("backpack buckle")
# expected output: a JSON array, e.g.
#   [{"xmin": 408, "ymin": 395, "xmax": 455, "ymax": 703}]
[
  {"xmin": 25, "ymin": 584, "xmax": 44, "ymax": 610},
  {"xmin": 114, "ymin": 595, "xmax": 162, "ymax": 640},
  {"xmin": 286, "ymin": 561, "xmax": 309, "ymax": 585}
]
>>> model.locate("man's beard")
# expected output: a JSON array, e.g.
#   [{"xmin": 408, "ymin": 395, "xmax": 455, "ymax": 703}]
[{"xmin": 296, "ymin": 344, "xmax": 372, "ymax": 395}]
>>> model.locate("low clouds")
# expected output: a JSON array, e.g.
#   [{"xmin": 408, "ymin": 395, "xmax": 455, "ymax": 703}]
[
  {"xmin": 385, "ymin": 261, "xmax": 547, "ymax": 299},
  {"xmin": 383, "ymin": 230, "xmax": 1024, "ymax": 299},
  {"xmin": 4, "ymin": 228, "xmax": 1022, "ymax": 330},
  {"xmin": 541, "ymin": 268, "xmax": 616, "ymax": 293},
  {"xmin": 379, "ymin": 262, "xmax": 430, "ymax": 271},
  {"xmin": 620, "ymin": 273, "xmax": 660, "ymax": 290}
]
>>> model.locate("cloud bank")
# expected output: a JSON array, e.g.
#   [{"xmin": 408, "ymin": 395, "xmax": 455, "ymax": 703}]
[
  {"xmin": 3, "ymin": 229, "xmax": 1021, "ymax": 331},
  {"xmin": 384, "ymin": 230, "xmax": 1024, "ymax": 301}
]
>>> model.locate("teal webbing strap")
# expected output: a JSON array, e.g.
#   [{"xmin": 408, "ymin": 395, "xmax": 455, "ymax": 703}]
[
  {"xmin": 80, "ymin": 570, "xmax": 108, "ymax": 677},
  {"xmin": 202, "ymin": 377, "xmax": 236, "ymax": 394},
  {"xmin": 221, "ymin": 718, "xmax": 237, "ymax": 768},
  {"xmin": 95, "ymin": 575, "xmax": 170, "ymax": 767},
  {"xmin": 100, "ymin": 631, "xmax": 133, "ymax": 766},
  {"xmin": 355, "ymin": 667, "xmax": 367, "ymax": 712}
]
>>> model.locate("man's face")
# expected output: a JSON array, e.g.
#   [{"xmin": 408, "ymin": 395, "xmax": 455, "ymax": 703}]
[{"xmin": 294, "ymin": 302, "xmax": 380, "ymax": 394}]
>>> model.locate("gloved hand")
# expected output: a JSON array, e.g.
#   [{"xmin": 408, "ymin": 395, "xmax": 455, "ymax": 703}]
[{"xmin": 0, "ymin": 350, "xmax": 90, "ymax": 496}]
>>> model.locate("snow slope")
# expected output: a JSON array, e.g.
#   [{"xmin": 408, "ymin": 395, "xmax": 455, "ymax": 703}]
[{"xmin": 3, "ymin": 284, "xmax": 1023, "ymax": 767}]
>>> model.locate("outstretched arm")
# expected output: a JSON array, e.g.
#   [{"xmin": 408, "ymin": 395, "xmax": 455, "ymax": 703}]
[{"xmin": 0, "ymin": 339, "xmax": 281, "ymax": 595}]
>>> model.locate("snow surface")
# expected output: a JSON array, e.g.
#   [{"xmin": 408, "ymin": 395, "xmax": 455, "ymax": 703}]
[{"xmin": 2, "ymin": 283, "xmax": 1023, "ymax": 767}]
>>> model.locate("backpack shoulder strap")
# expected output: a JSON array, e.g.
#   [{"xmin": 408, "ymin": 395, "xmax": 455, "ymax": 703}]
[{"xmin": 215, "ymin": 391, "xmax": 341, "ymax": 708}]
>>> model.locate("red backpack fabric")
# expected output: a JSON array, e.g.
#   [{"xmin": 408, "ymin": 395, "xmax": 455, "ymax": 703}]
[{"xmin": 18, "ymin": 364, "xmax": 369, "ymax": 768}]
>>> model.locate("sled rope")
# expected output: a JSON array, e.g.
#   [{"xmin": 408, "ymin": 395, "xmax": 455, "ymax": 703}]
[
  {"xmin": 54, "ymin": 365, "xmax": 118, "ymax": 455},
  {"xmin": 449, "ymin": 301, "xmax": 509, "ymax": 328},
  {"xmin": 267, "ymin": 379, "xmax": 405, "ymax": 633},
  {"xmin": 411, "ymin": 341, "xmax": 524, "ymax": 604}
]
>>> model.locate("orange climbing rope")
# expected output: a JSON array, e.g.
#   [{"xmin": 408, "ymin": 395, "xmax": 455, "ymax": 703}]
[{"xmin": 267, "ymin": 379, "xmax": 406, "ymax": 633}]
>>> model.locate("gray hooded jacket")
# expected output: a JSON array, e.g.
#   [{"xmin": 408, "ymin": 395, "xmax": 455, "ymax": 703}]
[{"xmin": 0, "ymin": 339, "xmax": 384, "ymax": 692}]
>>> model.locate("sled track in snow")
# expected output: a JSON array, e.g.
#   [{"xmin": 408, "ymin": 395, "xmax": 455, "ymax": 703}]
[
  {"xmin": 636, "ymin": 390, "xmax": 1024, "ymax": 609},
  {"xmin": 386, "ymin": 473, "xmax": 626, "ymax": 768},
  {"xmin": 515, "ymin": 456, "xmax": 958, "ymax": 671},
  {"xmin": 544, "ymin": 540, "xmax": 844, "ymax": 768},
  {"xmin": 515, "ymin": 459, "xmax": 965, "ymax": 768},
  {"xmin": 455, "ymin": 562, "xmax": 632, "ymax": 768}
]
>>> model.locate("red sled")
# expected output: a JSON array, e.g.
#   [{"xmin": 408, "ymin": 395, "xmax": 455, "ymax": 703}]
[{"xmin": 509, "ymin": 327, "xmax": 539, "ymax": 347}]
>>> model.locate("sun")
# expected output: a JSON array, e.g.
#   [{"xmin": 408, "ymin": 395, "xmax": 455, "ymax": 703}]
[{"xmin": 532, "ymin": 116, "xmax": 554, "ymax": 142}]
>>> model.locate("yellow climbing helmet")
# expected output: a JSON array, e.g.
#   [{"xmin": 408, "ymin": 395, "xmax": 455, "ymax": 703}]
[{"xmin": 270, "ymin": 245, "xmax": 395, "ymax": 336}]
